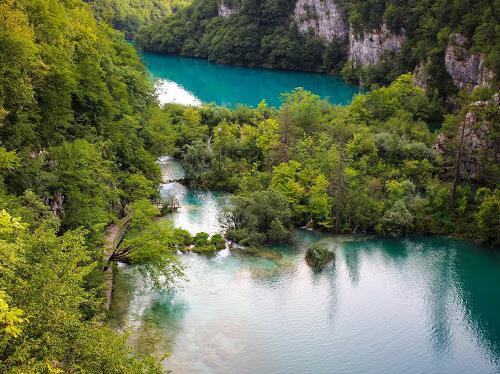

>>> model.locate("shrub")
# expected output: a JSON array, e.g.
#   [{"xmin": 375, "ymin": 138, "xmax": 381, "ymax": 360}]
[{"xmin": 305, "ymin": 244, "xmax": 335, "ymax": 271}]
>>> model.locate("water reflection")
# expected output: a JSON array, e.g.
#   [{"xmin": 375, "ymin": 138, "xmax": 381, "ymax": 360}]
[{"xmin": 140, "ymin": 51, "xmax": 364, "ymax": 107}]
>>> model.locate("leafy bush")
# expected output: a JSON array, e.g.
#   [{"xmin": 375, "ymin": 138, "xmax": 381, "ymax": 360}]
[{"xmin": 305, "ymin": 244, "xmax": 335, "ymax": 271}]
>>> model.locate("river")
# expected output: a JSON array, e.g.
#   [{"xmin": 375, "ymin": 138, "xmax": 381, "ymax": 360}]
[
  {"xmin": 139, "ymin": 51, "xmax": 364, "ymax": 107},
  {"xmin": 110, "ymin": 157, "xmax": 500, "ymax": 374}
]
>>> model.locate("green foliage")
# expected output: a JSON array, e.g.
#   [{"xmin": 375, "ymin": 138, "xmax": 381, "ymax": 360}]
[
  {"xmin": 305, "ymin": 244, "xmax": 335, "ymax": 271},
  {"xmin": 210, "ymin": 233, "xmax": 226, "ymax": 250},
  {"xmin": 0, "ymin": 290, "xmax": 26, "ymax": 341},
  {"xmin": 188, "ymin": 232, "xmax": 225, "ymax": 253},
  {"xmin": 0, "ymin": 1, "xmax": 186, "ymax": 370},
  {"xmin": 0, "ymin": 211, "xmax": 161, "ymax": 372},
  {"xmin": 170, "ymin": 78, "xmax": 498, "ymax": 244},
  {"xmin": 222, "ymin": 190, "xmax": 292, "ymax": 245},
  {"xmin": 118, "ymin": 219, "xmax": 185, "ymax": 289},
  {"xmin": 475, "ymin": 188, "xmax": 500, "ymax": 245},
  {"xmin": 0, "ymin": 0, "xmax": 172, "ymax": 234},
  {"xmin": 91, "ymin": 0, "xmax": 190, "ymax": 38},
  {"xmin": 136, "ymin": 0, "xmax": 345, "ymax": 73},
  {"xmin": 51, "ymin": 140, "xmax": 118, "ymax": 229},
  {"xmin": 172, "ymin": 227, "xmax": 193, "ymax": 246},
  {"xmin": 193, "ymin": 231, "xmax": 209, "ymax": 246}
]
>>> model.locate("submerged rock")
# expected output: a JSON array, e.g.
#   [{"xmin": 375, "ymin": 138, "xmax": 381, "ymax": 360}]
[
  {"xmin": 233, "ymin": 246, "xmax": 284, "ymax": 262},
  {"xmin": 305, "ymin": 244, "xmax": 335, "ymax": 271}
]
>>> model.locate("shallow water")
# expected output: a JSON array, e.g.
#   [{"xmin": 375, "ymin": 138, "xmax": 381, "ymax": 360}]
[
  {"xmin": 111, "ymin": 159, "xmax": 500, "ymax": 373},
  {"xmin": 139, "ymin": 51, "xmax": 364, "ymax": 107}
]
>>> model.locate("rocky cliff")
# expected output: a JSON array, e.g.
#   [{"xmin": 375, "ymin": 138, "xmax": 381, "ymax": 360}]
[
  {"xmin": 433, "ymin": 94, "xmax": 499, "ymax": 179},
  {"xmin": 293, "ymin": 0, "xmax": 347, "ymax": 42},
  {"xmin": 412, "ymin": 61, "xmax": 430, "ymax": 93},
  {"xmin": 217, "ymin": 0, "xmax": 239, "ymax": 17},
  {"xmin": 348, "ymin": 24, "xmax": 405, "ymax": 66},
  {"xmin": 445, "ymin": 33, "xmax": 494, "ymax": 90},
  {"xmin": 292, "ymin": 0, "xmax": 404, "ymax": 66}
]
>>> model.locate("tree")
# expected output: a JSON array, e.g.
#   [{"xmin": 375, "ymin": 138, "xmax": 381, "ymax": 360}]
[
  {"xmin": 182, "ymin": 140, "xmax": 211, "ymax": 181},
  {"xmin": 110, "ymin": 203, "xmax": 184, "ymax": 289},
  {"xmin": 308, "ymin": 174, "xmax": 332, "ymax": 229},
  {"xmin": 271, "ymin": 161, "xmax": 305, "ymax": 215},
  {"xmin": 0, "ymin": 210, "xmax": 162, "ymax": 372},
  {"xmin": 222, "ymin": 190, "xmax": 292, "ymax": 245},
  {"xmin": 379, "ymin": 199, "xmax": 414, "ymax": 236},
  {"xmin": 51, "ymin": 140, "xmax": 118, "ymax": 230},
  {"xmin": 475, "ymin": 188, "xmax": 500, "ymax": 245}
]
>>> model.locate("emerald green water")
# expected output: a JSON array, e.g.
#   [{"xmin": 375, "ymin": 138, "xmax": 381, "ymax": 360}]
[
  {"xmin": 111, "ymin": 158, "xmax": 500, "ymax": 373},
  {"xmin": 139, "ymin": 51, "xmax": 364, "ymax": 107}
]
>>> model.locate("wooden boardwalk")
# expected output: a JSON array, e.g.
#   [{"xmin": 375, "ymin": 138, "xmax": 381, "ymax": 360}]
[{"xmin": 103, "ymin": 215, "xmax": 131, "ymax": 311}]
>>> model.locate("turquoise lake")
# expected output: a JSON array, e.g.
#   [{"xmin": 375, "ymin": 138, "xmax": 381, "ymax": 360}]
[
  {"xmin": 111, "ymin": 158, "xmax": 500, "ymax": 374},
  {"xmin": 139, "ymin": 51, "xmax": 364, "ymax": 107}
]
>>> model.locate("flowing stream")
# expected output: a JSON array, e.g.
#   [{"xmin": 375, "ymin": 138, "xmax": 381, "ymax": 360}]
[{"xmin": 111, "ymin": 157, "xmax": 500, "ymax": 374}]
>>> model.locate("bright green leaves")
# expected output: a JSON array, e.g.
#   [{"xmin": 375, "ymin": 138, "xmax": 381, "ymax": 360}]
[
  {"xmin": 118, "ymin": 219, "xmax": 185, "ymax": 289},
  {"xmin": 271, "ymin": 161, "xmax": 305, "ymax": 210},
  {"xmin": 309, "ymin": 174, "xmax": 333, "ymax": 229},
  {"xmin": 0, "ymin": 148, "xmax": 20, "ymax": 173},
  {"xmin": 475, "ymin": 188, "xmax": 500, "ymax": 245},
  {"xmin": 51, "ymin": 140, "xmax": 118, "ymax": 229},
  {"xmin": 0, "ymin": 209, "xmax": 162, "ymax": 372},
  {"xmin": 0, "ymin": 291, "xmax": 26, "ymax": 341},
  {"xmin": 0, "ymin": 209, "xmax": 27, "ymax": 240}
]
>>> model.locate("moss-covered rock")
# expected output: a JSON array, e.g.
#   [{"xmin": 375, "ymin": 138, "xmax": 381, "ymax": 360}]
[
  {"xmin": 192, "ymin": 244, "xmax": 218, "ymax": 254},
  {"xmin": 305, "ymin": 244, "xmax": 335, "ymax": 271}
]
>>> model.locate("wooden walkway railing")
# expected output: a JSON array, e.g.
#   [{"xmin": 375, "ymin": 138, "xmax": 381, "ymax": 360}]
[{"xmin": 103, "ymin": 215, "xmax": 131, "ymax": 311}]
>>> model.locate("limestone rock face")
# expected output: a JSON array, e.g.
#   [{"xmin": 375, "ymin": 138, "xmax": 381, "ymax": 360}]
[
  {"xmin": 217, "ymin": 0, "xmax": 239, "ymax": 17},
  {"xmin": 412, "ymin": 61, "xmax": 430, "ymax": 93},
  {"xmin": 445, "ymin": 33, "xmax": 494, "ymax": 89},
  {"xmin": 44, "ymin": 192, "xmax": 65, "ymax": 217},
  {"xmin": 348, "ymin": 24, "xmax": 405, "ymax": 66},
  {"xmin": 433, "ymin": 94, "xmax": 500, "ymax": 179},
  {"xmin": 293, "ymin": 0, "xmax": 347, "ymax": 42}
]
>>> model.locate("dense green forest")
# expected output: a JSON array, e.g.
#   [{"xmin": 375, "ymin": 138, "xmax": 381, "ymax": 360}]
[
  {"xmin": 89, "ymin": 0, "xmax": 189, "ymax": 38},
  {"xmin": 153, "ymin": 77, "xmax": 498, "ymax": 246},
  {"xmin": 137, "ymin": 0, "xmax": 345, "ymax": 72},
  {"xmin": 136, "ymin": 0, "xmax": 499, "ymax": 97},
  {"xmin": 0, "ymin": 0, "xmax": 182, "ymax": 370},
  {"xmin": 0, "ymin": 0, "xmax": 499, "ymax": 372}
]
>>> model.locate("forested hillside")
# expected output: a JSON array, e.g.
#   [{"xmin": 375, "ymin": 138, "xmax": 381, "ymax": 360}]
[
  {"xmin": 153, "ymin": 77, "xmax": 499, "ymax": 246},
  {"xmin": 137, "ymin": 0, "xmax": 344, "ymax": 72},
  {"xmin": 137, "ymin": 0, "xmax": 499, "ymax": 99},
  {"xmin": 0, "ymin": 0, "xmax": 179, "ymax": 370},
  {"xmin": 89, "ymin": 0, "xmax": 190, "ymax": 37},
  {"xmin": 0, "ymin": 0, "xmax": 499, "ymax": 371}
]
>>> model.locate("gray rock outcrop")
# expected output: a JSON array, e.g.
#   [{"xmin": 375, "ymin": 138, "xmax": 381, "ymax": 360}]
[
  {"xmin": 217, "ymin": 0, "xmax": 239, "ymax": 17},
  {"xmin": 433, "ymin": 94, "xmax": 499, "ymax": 179},
  {"xmin": 348, "ymin": 24, "xmax": 405, "ymax": 66},
  {"xmin": 413, "ymin": 61, "xmax": 431, "ymax": 93},
  {"xmin": 445, "ymin": 33, "xmax": 495, "ymax": 90},
  {"xmin": 293, "ymin": 0, "xmax": 347, "ymax": 42}
]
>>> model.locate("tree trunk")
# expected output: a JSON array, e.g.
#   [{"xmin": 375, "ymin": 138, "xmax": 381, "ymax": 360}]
[{"xmin": 450, "ymin": 121, "xmax": 466, "ymax": 208}]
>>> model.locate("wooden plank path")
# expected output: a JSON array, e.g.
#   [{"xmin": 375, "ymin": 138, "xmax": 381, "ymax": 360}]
[{"xmin": 103, "ymin": 215, "xmax": 131, "ymax": 311}]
